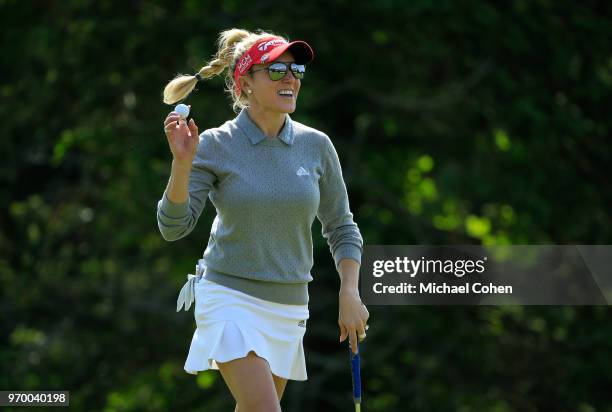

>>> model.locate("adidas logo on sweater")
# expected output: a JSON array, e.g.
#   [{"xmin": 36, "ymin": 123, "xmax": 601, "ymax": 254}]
[
  {"xmin": 296, "ymin": 167, "xmax": 310, "ymax": 176},
  {"xmin": 298, "ymin": 319, "xmax": 306, "ymax": 328}
]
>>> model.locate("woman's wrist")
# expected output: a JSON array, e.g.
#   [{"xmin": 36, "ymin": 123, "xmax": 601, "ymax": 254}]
[
  {"xmin": 172, "ymin": 158, "xmax": 192, "ymax": 171},
  {"xmin": 339, "ymin": 286, "xmax": 360, "ymax": 298}
]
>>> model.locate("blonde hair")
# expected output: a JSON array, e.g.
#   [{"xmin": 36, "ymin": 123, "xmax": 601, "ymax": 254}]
[{"xmin": 162, "ymin": 28, "xmax": 288, "ymax": 113}]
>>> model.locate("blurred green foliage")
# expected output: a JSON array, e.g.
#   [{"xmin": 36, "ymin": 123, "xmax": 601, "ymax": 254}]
[{"xmin": 1, "ymin": 0, "xmax": 611, "ymax": 411}]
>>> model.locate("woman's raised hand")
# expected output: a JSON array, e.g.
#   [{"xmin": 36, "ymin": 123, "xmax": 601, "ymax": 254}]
[{"xmin": 163, "ymin": 108, "xmax": 199, "ymax": 165}]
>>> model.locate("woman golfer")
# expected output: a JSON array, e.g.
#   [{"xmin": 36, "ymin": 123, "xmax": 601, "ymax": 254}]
[{"xmin": 157, "ymin": 28, "xmax": 369, "ymax": 411}]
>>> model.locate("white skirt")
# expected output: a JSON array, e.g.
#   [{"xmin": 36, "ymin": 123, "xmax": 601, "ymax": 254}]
[{"xmin": 184, "ymin": 276, "xmax": 310, "ymax": 381}]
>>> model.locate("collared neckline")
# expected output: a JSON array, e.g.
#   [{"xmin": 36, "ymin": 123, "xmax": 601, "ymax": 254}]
[{"xmin": 235, "ymin": 107, "xmax": 294, "ymax": 146}]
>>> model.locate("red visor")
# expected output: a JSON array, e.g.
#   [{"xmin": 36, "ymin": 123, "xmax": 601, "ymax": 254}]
[{"xmin": 233, "ymin": 36, "xmax": 314, "ymax": 96}]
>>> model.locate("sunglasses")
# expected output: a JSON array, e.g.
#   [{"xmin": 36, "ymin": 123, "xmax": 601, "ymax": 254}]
[{"xmin": 249, "ymin": 62, "xmax": 306, "ymax": 81}]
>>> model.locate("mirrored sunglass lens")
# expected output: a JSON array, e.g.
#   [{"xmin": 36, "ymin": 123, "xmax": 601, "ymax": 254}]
[
  {"xmin": 268, "ymin": 63, "xmax": 286, "ymax": 80},
  {"xmin": 269, "ymin": 72, "xmax": 286, "ymax": 80},
  {"xmin": 290, "ymin": 64, "xmax": 305, "ymax": 79}
]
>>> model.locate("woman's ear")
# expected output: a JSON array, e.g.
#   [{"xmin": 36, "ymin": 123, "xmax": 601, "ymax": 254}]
[{"xmin": 240, "ymin": 77, "xmax": 252, "ymax": 93}]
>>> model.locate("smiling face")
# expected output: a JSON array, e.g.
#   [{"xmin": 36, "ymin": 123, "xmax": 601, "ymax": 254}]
[{"xmin": 240, "ymin": 50, "xmax": 301, "ymax": 114}]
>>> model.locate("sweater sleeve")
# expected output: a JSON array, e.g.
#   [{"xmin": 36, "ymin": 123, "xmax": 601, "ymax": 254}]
[
  {"xmin": 156, "ymin": 131, "xmax": 217, "ymax": 241},
  {"xmin": 316, "ymin": 135, "xmax": 363, "ymax": 270}
]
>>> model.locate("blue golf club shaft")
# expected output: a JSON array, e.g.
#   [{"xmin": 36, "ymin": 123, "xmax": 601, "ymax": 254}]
[{"xmin": 349, "ymin": 340, "xmax": 361, "ymax": 411}]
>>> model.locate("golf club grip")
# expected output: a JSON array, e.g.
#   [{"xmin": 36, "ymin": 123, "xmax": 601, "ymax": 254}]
[{"xmin": 349, "ymin": 342, "xmax": 362, "ymax": 401}]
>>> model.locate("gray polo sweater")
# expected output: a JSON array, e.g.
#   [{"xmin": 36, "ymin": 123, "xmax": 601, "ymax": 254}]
[{"xmin": 156, "ymin": 107, "xmax": 363, "ymax": 305}]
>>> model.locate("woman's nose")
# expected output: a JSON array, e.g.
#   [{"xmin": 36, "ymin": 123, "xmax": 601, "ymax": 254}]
[{"xmin": 281, "ymin": 70, "xmax": 299, "ymax": 81}]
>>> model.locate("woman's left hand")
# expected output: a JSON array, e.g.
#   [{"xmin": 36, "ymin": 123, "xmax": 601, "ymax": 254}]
[{"xmin": 338, "ymin": 288, "xmax": 370, "ymax": 354}]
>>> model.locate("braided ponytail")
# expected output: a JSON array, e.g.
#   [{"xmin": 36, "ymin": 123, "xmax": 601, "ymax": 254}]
[{"xmin": 162, "ymin": 28, "xmax": 288, "ymax": 113}]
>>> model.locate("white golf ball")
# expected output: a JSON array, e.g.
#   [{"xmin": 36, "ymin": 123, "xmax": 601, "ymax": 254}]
[{"xmin": 174, "ymin": 103, "xmax": 190, "ymax": 119}]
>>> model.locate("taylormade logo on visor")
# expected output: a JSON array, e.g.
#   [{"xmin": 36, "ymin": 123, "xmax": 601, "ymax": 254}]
[{"xmin": 258, "ymin": 39, "xmax": 287, "ymax": 51}]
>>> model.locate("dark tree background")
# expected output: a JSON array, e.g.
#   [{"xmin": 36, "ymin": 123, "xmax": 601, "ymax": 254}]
[{"xmin": 2, "ymin": 0, "xmax": 611, "ymax": 411}]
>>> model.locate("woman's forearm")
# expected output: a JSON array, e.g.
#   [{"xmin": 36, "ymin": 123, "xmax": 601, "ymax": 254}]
[
  {"xmin": 338, "ymin": 258, "xmax": 360, "ymax": 294},
  {"xmin": 166, "ymin": 159, "xmax": 192, "ymax": 203}
]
